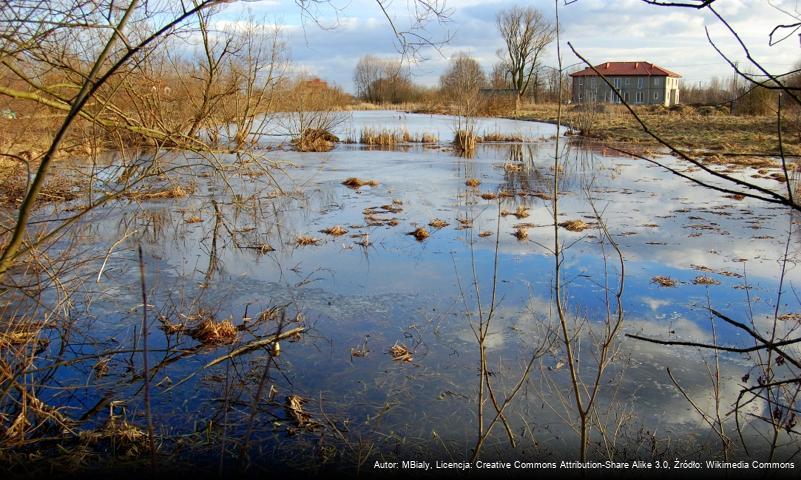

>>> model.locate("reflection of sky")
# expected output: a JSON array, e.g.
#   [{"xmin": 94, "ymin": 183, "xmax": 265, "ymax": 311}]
[{"xmin": 36, "ymin": 111, "xmax": 801, "ymax": 463}]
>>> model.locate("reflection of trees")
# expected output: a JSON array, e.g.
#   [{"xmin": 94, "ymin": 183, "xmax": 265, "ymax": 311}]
[{"xmin": 495, "ymin": 143, "xmax": 584, "ymax": 207}]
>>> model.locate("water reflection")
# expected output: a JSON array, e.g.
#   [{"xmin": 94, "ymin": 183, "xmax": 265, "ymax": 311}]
[{"xmin": 9, "ymin": 112, "xmax": 800, "ymax": 472}]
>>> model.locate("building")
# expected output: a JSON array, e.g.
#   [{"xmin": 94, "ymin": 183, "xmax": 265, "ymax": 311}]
[{"xmin": 570, "ymin": 62, "xmax": 681, "ymax": 106}]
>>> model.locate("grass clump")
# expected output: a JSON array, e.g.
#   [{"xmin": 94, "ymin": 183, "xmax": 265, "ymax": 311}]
[
  {"xmin": 513, "ymin": 226, "xmax": 529, "ymax": 240},
  {"xmin": 428, "ymin": 218, "xmax": 449, "ymax": 229},
  {"xmin": 454, "ymin": 129, "xmax": 478, "ymax": 153},
  {"xmin": 296, "ymin": 235, "xmax": 321, "ymax": 246},
  {"xmin": 692, "ymin": 275, "xmax": 721, "ymax": 286},
  {"xmin": 558, "ymin": 219, "xmax": 589, "ymax": 232},
  {"xmin": 409, "ymin": 227, "xmax": 430, "ymax": 241},
  {"xmin": 342, "ymin": 177, "xmax": 380, "ymax": 188},
  {"xmin": 321, "ymin": 225, "xmax": 348, "ymax": 236},
  {"xmin": 293, "ymin": 128, "xmax": 339, "ymax": 152},
  {"xmin": 465, "ymin": 178, "xmax": 481, "ymax": 187},
  {"xmin": 389, "ymin": 342, "xmax": 413, "ymax": 362},
  {"xmin": 190, "ymin": 318, "xmax": 238, "ymax": 345},
  {"xmin": 651, "ymin": 275, "xmax": 678, "ymax": 287}
]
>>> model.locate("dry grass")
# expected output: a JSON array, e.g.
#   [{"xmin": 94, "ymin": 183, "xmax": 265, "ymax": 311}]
[
  {"xmin": 778, "ymin": 313, "xmax": 801, "ymax": 322},
  {"xmin": 558, "ymin": 219, "xmax": 589, "ymax": 232},
  {"xmin": 122, "ymin": 184, "xmax": 191, "ymax": 200},
  {"xmin": 514, "ymin": 103, "xmax": 799, "ymax": 161},
  {"xmin": 0, "ymin": 329, "xmax": 41, "ymax": 349},
  {"xmin": 389, "ymin": 342, "xmax": 413, "ymax": 362},
  {"xmin": 480, "ymin": 192, "xmax": 497, "ymax": 200},
  {"xmin": 190, "ymin": 318, "xmax": 238, "ymax": 345},
  {"xmin": 503, "ymin": 162, "xmax": 525, "ymax": 172},
  {"xmin": 692, "ymin": 275, "xmax": 721, "ymax": 285},
  {"xmin": 428, "ymin": 218, "xmax": 449, "ymax": 229},
  {"xmin": 501, "ymin": 205, "xmax": 529, "ymax": 219},
  {"xmin": 342, "ymin": 177, "xmax": 380, "ymax": 188},
  {"xmin": 465, "ymin": 178, "xmax": 481, "ymax": 187},
  {"xmin": 513, "ymin": 226, "xmax": 529, "ymax": 240},
  {"xmin": 321, "ymin": 225, "xmax": 348, "ymax": 236},
  {"xmin": 409, "ymin": 227, "xmax": 430, "ymax": 241},
  {"xmin": 454, "ymin": 129, "xmax": 478, "ymax": 152},
  {"xmin": 185, "ymin": 215, "xmax": 202, "ymax": 224},
  {"xmin": 481, "ymin": 131, "xmax": 524, "ymax": 142},
  {"xmin": 651, "ymin": 275, "xmax": 678, "ymax": 287},
  {"xmin": 358, "ymin": 127, "xmax": 438, "ymax": 145},
  {"xmin": 296, "ymin": 235, "xmax": 321, "ymax": 246},
  {"xmin": 479, "ymin": 231, "xmax": 493, "ymax": 237},
  {"xmin": 285, "ymin": 395, "xmax": 315, "ymax": 427},
  {"xmin": 293, "ymin": 128, "xmax": 339, "ymax": 152}
]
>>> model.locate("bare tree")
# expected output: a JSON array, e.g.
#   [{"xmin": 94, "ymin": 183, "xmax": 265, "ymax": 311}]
[
  {"xmin": 496, "ymin": 5, "xmax": 555, "ymax": 107},
  {"xmin": 439, "ymin": 52, "xmax": 486, "ymax": 116},
  {"xmin": 353, "ymin": 54, "xmax": 415, "ymax": 104}
]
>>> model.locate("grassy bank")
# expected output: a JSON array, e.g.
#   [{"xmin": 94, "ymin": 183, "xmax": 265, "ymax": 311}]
[{"xmin": 512, "ymin": 103, "xmax": 799, "ymax": 160}]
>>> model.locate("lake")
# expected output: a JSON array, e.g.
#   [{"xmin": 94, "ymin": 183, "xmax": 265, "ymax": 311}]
[{"xmin": 7, "ymin": 110, "xmax": 800, "ymax": 474}]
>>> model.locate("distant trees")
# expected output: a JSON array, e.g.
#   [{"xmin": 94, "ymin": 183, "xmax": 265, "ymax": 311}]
[
  {"xmin": 496, "ymin": 6, "xmax": 556, "ymax": 106},
  {"xmin": 353, "ymin": 54, "xmax": 418, "ymax": 104},
  {"xmin": 439, "ymin": 53, "xmax": 486, "ymax": 115}
]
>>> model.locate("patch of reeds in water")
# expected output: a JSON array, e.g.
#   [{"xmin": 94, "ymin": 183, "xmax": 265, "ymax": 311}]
[
  {"xmin": 453, "ymin": 129, "xmax": 477, "ymax": 153},
  {"xmin": 480, "ymin": 131, "xmax": 524, "ymax": 142},
  {"xmin": 359, "ymin": 128, "xmax": 438, "ymax": 145},
  {"xmin": 190, "ymin": 318, "xmax": 238, "ymax": 345}
]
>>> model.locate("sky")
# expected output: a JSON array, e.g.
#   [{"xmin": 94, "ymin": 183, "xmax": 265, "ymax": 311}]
[{"xmin": 213, "ymin": 0, "xmax": 801, "ymax": 93}]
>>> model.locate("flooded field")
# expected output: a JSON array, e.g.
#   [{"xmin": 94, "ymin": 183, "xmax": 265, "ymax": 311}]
[{"xmin": 4, "ymin": 111, "xmax": 800, "ymax": 474}]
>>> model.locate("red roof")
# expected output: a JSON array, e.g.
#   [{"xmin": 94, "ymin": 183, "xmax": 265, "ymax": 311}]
[{"xmin": 570, "ymin": 61, "xmax": 681, "ymax": 78}]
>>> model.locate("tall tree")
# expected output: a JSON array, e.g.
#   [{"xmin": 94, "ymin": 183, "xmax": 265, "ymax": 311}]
[
  {"xmin": 439, "ymin": 52, "xmax": 486, "ymax": 116},
  {"xmin": 496, "ymin": 6, "xmax": 555, "ymax": 106}
]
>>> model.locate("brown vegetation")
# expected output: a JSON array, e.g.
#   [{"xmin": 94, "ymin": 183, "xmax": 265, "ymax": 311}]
[
  {"xmin": 389, "ymin": 342, "xmax": 413, "ymax": 362},
  {"xmin": 515, "ymin": 103, "xmax": 798, "ymax": 161},
  {"xmin": 409, "ymin": 227, "xmax": 430, "ymax": 241},
  {"xmin": 651, "ymin": 275, "xmax": 678, "ymax": 287},
  {"xmin": 558, "ymin": 219, "xmax": 589, "ymax": 232},
  {"xmin": 190, "ymin": 318, "xmax": 238, "ymax": 345},
  {"xmin": 296, "ymin": 235, "xmax": 321, "ymax": 246},
  {"xmin": 321, "ymin": 225, "xmax": 349, "ymax": 236},
  {"xmin": 465, "ymin": 178, "xmax": 481, "ymax": 187},
  {"xmin": 342, "ymin": 177, "xmax": 380, "ymax": 188}
]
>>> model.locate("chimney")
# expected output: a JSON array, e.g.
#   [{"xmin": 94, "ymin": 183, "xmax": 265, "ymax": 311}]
[
  {"xmin": 635, "ymin": 62, "xmax": 638, "ymax": 69},
  {"xmin": 605, "ymin": 62, "xmax": 610, "ymax": 69}
]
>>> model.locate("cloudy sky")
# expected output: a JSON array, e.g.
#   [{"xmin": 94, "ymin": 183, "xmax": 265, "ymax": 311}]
[{"xmin": 215, "ymin": 0, "xmax": 800, "ymax": 93}]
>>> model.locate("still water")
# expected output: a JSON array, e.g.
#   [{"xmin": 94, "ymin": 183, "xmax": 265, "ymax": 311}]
[{"xmin": 23, "ymin": 111, "xmax": 801, "ymax": 472}]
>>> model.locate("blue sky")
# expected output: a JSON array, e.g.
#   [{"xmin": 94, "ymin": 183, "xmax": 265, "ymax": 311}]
[{"xmin": 213, "ymin": 0, "xmax": 800, "ymax": 93}]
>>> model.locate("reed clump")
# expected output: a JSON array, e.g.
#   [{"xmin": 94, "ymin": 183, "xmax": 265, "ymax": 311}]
[
  {"xmin": 359, "ymin": 128, "xmax": 439, "ymax": 145},
  {"xmin": 409, "ymin": 227, "xmax": 430, "ymax": 241},
  {"xmin": 296, "ymin": 235, "xmax": 321, "ymax": 246},
  {"xmin": 454, "ymin": 129, "xmax": 478, "ymax": 153},
  {"xmin": 190, "ymin": 318, "xmax": 238, "ymax": 345},
  {"xmin": 321, "ymin": 225, "xmax": 348, "ymax": 236},
  {"xmin": 342, "ymin": 177, "xmax": 380, "ymax": 188},
  {"xmin": 558, "ymin": 219, "xmax": 589, "ymax": 232}
]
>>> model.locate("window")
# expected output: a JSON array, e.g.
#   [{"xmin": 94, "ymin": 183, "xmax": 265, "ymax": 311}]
[
  {"xmin": 625, "ymin": 78, "xmax": 630, "ymax": 86},
  {"xmin": 636, "ymin": 91, "xmax": 644, "ymax": 103},
  {"xmin": 614, "ymin": 78, "xmax": 622, "ymax": 89},
  {"xmin": 591, "ymin": 77, "xmax": 596, "ymax": 87},
  {"xmin": 578, "ymin": 78, "xmax": 583, "ymax": 87},
  {"xmin": 653, "ymin": 91, "xmax": 659, "ymax": 100},
  {"xmin": 578, "ymin": 93, "xmax": 583, "ymax": 101},
  {"xmin": 653, "ymin": 77, "xmax": 661, "ymax": 86},
  {"xmin": 637, "ymin": 78, "xmax": 644, "ymax": 89},
  {"xmin": 623, "ymin": 91, "xmax": 630, "ymax": 102}
]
